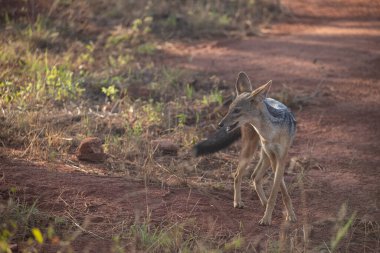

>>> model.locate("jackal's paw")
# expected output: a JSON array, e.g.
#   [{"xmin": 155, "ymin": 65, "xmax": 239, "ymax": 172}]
[
  {"xmin": 258, "ymin": 216, "xmax": 271, "ymax": 226},
  {"xmin": 286, "ymin": 212, "xmax": 297, "ymax": 222},
  {"xmin": 233, "ymin": 202, "xmax": 244, "ymax": 209}
]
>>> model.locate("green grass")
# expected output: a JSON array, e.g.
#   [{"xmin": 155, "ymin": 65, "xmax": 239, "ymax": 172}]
[{"xmin": 0, "ymin": 192, "xmax": 73, "ymax": 253}]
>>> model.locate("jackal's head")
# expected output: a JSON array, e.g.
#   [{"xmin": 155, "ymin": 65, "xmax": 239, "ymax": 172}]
[{"xmin": 218, "ymin": 72, "xmax": 272, "ymax": 132}]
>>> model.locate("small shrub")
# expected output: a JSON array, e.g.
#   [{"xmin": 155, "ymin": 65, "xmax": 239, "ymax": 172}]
[{"xmin": 102, "ymin": 85, "xmax": 119, "ymax": 101}]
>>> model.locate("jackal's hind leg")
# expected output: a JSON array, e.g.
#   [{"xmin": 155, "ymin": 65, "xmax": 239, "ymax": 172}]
[
  {"xmin": 259, "ymin": 156, "xmax": 285, "ymax": 226},
  {"xmin": 280, "ymin": 179, "xmax": 296, "ymax": 222},
  {"xmin": 252, "ymin": 150, "xmax": 269, "ymax": 207}
]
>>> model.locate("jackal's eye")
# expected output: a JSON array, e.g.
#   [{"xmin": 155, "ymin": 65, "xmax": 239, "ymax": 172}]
[{"xmin": 232, "ymin": 108, "xmax": 241, "ymax": 114}]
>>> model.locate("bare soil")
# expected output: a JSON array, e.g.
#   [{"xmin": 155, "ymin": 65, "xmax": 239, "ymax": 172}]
[{"xmin": 1, "ymin": 0, "xmax": 380, "ymax": 252}]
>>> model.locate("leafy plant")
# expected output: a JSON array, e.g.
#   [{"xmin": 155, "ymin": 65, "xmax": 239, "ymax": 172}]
[
  {"xmin": 0, "ymin": 81, "xmax": 18, "ymax": 105},
  {"xmin": 142, "ymin": 102, "xmax": 163, "ymax": 124},
  {"xmin": 108, "ymin": 53, "xmax": 134, "ymax": 68},
  {"xmin": 201, "ymin": 89, "xmax": 223, "ymax": 106},
  {"xmin": 176, "ymin": 113, "xmax": 187, "ymax": 127},
  {"xmin": 43, "ymin": 65, "xmax": 84, "ymax": 101},
  {"xmin": 131, "ymin": 121, "xmax": 143, "ymax": 137},
  {"xmin": 185, "ymin": 83, "xmax": 194, "ymax": 99},
  {"xmin": 137, "ymin": 42, "xmax": 156, "ymax": 55},
  {"xmin": 102, "ymin": 85, "xmax": 119, "ymax": 101},
  {"xmin": 105, "ymin": 16, "xmax": 153, "ymax": 49},
  {"xmin": 78, "ymin": 42, "xmax": 95, "ymax": 65}
]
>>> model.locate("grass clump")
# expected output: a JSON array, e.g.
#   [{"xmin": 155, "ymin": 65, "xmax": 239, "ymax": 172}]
[
  {"xmin": 0, "ymin": 190, "xmax": 73, "ymax": 253},
  {"xmin": 148, "ymin": 0, "xmax": 282, "ymax": 38}
]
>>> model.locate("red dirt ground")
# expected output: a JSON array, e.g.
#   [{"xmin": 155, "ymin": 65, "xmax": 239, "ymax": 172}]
[{"xmin": 1, "ymin": 0, "xmax": 380, "ymax": 252}]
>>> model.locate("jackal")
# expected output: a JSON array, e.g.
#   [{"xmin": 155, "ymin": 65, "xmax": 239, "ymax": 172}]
[{"xmin": 194, "ymin": 72, "xmax": 297, "ymax": 225}]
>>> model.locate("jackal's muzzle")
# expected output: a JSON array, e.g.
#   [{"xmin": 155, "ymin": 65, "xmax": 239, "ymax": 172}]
[
  {"xmin": 226, "ymin": 121, "xmax": 239, "ymax": 132},
  {"xmin": 218, "ymin": 120, "xmax": 239, "ymax": 133}
]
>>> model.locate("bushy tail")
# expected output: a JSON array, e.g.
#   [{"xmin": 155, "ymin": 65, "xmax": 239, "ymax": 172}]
[{"xmin": 193, "ymin": 127, "xmax": 241, "ymax": 156}]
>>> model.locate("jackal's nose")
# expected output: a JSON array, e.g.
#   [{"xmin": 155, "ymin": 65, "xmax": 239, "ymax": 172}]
[{"xmin": 218, "ymin": 122, "xmax": 224, "ymax": 128}]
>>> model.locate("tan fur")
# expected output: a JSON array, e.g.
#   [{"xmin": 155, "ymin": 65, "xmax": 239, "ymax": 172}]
[
  {"xmin": 233, "ymin": 124, "xmax": 259, "ymax": 208},
  {"xmin": 220, "ymin": 72, "xmax": 296, "ymax": 225}
]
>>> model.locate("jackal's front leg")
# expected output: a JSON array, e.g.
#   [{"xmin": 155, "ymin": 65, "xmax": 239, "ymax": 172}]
[
  {"xmin": 234, "ymin": 125, "xmax": 259, "ymax": 208},
  {"xmin": 233, "ymin": 158, "xmax": 250, "ymax": 208}
]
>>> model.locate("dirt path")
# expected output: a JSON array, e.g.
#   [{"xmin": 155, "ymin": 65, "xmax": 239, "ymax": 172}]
[
  {"xmin": 164, "ymin": 0, "xmax": 380, "ymax": 221},
  {"xmin": 1, "ymin": 0, "xmax": 380, "ymax": 252}
]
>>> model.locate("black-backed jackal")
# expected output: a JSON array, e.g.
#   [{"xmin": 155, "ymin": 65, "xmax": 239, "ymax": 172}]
[{"xmin": 194, "ymin": 72, "xmax": 297, "ymax": 225}]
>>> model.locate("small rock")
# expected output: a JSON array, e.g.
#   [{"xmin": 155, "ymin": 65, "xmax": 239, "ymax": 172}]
[
  {"xmin": 76, "ymin": 137, "xmax": 107, "ymax": 163},
  {"xmin": 152, "ymin": 139, "xmax": 179, "ymax": 155}
]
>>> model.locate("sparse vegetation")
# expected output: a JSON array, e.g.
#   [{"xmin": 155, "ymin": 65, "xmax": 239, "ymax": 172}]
[
  {"xmin": 0, "ymin": 189, "xmax": 74, "ymax": 253},
  {"xmin": 0, "ymin": 1, "xmax": 281, "ymax": 251},
  {"xmin": 0, "ymin": 0, "xmax": 379, "ymax": 252}
]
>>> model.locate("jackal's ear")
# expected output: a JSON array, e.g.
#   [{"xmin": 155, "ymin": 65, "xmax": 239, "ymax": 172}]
[
  {"xmin": 236, "ymin": 72, "xmax": 252, "ymax": 95},
  {"xmin": 250, "ymin": 80, "xmax": 272, "ymax": 101}
]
